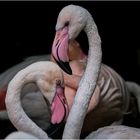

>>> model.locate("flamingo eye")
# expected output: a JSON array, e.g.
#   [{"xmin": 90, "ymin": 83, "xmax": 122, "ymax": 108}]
[{"xmin": 56, "ymin": 79, "xmax": 61, "ymax": 85}]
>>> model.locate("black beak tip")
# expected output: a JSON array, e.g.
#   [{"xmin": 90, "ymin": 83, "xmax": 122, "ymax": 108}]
[{"xmin": 56, "ymin": 60, "xmax": 72, "ymax": 75}]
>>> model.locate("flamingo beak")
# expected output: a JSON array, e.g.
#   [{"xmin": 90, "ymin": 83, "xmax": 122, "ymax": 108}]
[
  {"xmin": 51, "ymin": 85, "xmax": 69, "ymax": 124},
  {"xmin": 52, "ymin": 27, "xmax": 72, "ymax": 75}
]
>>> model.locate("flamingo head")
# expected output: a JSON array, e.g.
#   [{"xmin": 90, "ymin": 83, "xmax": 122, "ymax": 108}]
[
  {"xmin": 37, "ymin": 65, "xmax": 69, "ymax": 124},
  {"xmin": 52, "ymin": 5, "xmax": 88, "ymax": 74}
]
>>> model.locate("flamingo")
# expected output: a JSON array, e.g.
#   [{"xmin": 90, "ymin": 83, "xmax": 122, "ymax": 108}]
[
  {"xmin": 5, "ymin": 61, "xmax": 69, "ymax": 139},
  {"xmin": 51, "ymin": 4, "xmax": 140, "ymax": 139}
]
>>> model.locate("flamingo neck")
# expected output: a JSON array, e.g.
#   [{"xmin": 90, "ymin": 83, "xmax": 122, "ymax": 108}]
[
  {"xmin": 63, "ymin": 13, "xmax": 102, "ymax": 139},
  {"xmin": 5, "ymin": 67, "xmax": 50, "ymax": 139}
]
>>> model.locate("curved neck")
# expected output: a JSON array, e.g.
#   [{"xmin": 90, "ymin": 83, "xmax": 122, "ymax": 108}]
[
  {"xmin": 63, "ymin": 12, "xmax": 102, "ymax": 139},
  {"xmin": 5, "ymin": 66, "xmax": 51, "ymax": 139}
]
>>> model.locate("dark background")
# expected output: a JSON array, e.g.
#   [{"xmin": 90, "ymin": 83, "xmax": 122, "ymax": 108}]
[{"xmin": 0, "ymin": 1, "xmax": 140, "ymax": 83}]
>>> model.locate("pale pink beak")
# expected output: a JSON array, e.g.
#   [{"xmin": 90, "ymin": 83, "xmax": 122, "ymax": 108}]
[
  {"xmin": 51, "ymin": 85, "xmax": 69, "ymax": 124},
  {"xmin": 52, "ymin": 27, "xmax": 72, "ymax": 74}
]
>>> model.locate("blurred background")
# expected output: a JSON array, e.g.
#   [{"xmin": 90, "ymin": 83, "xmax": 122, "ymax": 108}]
[{"xmin": 0, "ymin": 1, "xmax": 140, "ymax": 138}]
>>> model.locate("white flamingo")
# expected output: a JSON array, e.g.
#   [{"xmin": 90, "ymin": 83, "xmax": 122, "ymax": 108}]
[
  {"xmin": 5, "ymin": 61, "xmax": 69, "ymax": 139},
  {"xmin": 51, "ymin": 4, "xmax": 140, "ymax": 139}
]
